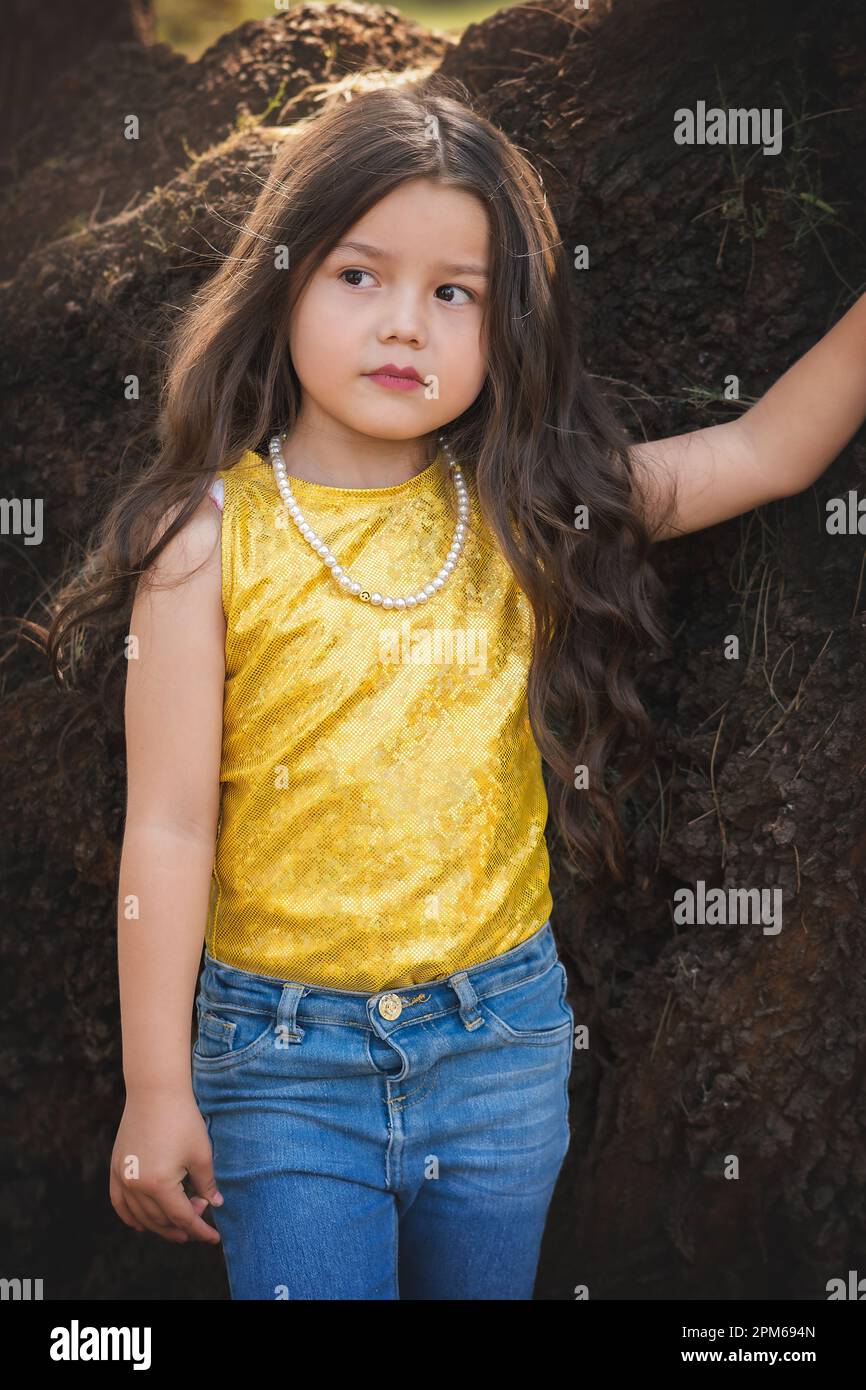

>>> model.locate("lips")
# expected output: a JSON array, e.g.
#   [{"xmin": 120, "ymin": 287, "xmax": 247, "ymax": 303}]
[{"xmin": 365, "ymin": 363, "xmax": 423, "ymax": 382}]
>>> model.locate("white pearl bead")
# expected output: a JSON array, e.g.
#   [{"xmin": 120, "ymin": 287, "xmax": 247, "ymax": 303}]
[{"xmin": 270, "ymin": 432, "xmax": 467, "ymax": 605}]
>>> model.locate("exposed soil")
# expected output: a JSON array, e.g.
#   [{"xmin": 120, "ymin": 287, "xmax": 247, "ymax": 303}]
[{"xmin": 2, "ymin": 0, "xmax": 865, "ymax": 1301}]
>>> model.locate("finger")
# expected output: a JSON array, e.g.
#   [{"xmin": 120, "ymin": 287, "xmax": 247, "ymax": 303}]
[
  {"xmin": 124, "ymin": 1189, "xmax": 191, "ymax": 1242},
  {"xmin": 135, "ymin": 1191, "xmax": 179, "ymax": 1229},
  {"xmin": 186, "ymin": 1156, "xmax": 224, "ymax": 1211},
  {"xmin": 110, "ymin": 1181, "xmax": 145, "ymax": 1233},
  {"xmin": 159, "ymin": 1183, "xmax": 222, "ymax": 1243}
]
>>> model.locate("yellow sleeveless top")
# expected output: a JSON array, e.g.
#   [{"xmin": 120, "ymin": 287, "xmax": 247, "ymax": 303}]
[{"xmin": 205, "ymin": 447, "xmax": 553, "ymax": 991}]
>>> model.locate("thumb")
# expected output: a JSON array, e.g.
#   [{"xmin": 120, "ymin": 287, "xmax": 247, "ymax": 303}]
[{"xmin": 187, "ymin": 1157, "xmax": 224, "ymax": 1207}]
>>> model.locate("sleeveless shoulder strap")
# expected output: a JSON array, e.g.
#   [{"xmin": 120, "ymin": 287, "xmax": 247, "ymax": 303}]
[{"xmin": 210, "ymin": 454, "xmax": 270, "ymax": 638}]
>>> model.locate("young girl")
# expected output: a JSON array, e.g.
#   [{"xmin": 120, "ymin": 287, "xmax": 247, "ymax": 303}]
[{"xmin": 47, "ymin": 75, "xmax": 866, "ymax": 1300}]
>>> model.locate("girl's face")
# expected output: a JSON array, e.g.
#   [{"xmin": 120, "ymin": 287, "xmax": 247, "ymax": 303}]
[{"xmin": 288, "ymin": 177, "xmax": 490, "ymax": 446}]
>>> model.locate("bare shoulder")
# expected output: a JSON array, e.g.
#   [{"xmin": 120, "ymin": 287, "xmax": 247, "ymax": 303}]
[
  {"xmin": 135, "ymin": 489, "xmax": 224, "ymax": 624},
  {"xmin": 149, "ymin": 487, "xmax": 221, "ymax": 565}
]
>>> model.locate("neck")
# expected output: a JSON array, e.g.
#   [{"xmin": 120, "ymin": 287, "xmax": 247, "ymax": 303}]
[{"xmin": 278, "ymin": 420, "xmax": 438, "ymax": 488}]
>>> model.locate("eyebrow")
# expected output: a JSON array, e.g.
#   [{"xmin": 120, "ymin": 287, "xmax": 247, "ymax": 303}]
[{"xmin": 330, "ymin": 239, "xmax": 489, "ymax": 280}]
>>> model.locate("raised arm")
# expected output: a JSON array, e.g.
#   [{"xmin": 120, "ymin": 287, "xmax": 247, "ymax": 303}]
[{"xmin": 629, "ymin": 291, "xmax": 866, "ymax": 541}]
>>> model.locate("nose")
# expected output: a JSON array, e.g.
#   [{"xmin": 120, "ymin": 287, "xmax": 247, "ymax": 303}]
[{"xmin": 377, "ymin": 287, "xmax": 428, "ymax": 348}]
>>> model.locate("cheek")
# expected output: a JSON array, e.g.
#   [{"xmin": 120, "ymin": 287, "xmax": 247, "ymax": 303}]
[
  {"xmin": 290, "ymin": 287, "xmax": 355, "ymax": 375},
  {"xmin": 445, "ymin": 324, "xmax": 487, "ymax": 395}
]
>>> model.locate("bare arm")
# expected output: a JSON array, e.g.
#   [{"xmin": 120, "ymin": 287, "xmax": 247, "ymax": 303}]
[
  {"xmin": 110, "ymin": 492, "xmax": 226, "ymax": 1245},
  {"xmin": 118, "ymin": 494, "xmax": 225, "ymax": 1091},
  {"xmin": 629, "ymin": 290, "xmax": 866, "ymax": 541}
]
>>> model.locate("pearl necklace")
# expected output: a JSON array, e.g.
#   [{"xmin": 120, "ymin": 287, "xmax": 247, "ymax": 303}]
[{"xmin": 268, "ymin": 431, "xmax": 469, "ymax": 607}]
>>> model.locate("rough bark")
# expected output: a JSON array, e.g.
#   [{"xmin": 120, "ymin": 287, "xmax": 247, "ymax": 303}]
[{"xmin": 1, "ymin": 0, "xmax": 864, "ymax": 1300}]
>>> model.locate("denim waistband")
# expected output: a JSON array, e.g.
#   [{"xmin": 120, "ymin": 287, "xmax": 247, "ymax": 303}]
[{"xmin": 199, "ymin": 917, "xmax": 560, "ymax": 1040}]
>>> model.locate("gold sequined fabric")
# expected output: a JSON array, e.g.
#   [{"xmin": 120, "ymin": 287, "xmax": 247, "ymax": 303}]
[{"xmin": 204, "ymin": 448, "xmax": 553, "ymax": 991}]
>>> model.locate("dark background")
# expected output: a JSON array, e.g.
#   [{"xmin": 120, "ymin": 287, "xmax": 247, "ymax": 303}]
[{"xmin": 1, "ymin": 0, "xmax": 865, "ymax": 1299}]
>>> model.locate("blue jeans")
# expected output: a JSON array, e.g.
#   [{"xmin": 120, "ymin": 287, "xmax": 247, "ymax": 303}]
[{"xmin": 191, "ymin": 918, "xmax": 575, "ymax": 1299}]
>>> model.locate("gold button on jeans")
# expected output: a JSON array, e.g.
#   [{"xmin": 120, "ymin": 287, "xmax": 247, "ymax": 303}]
[
  {"xmin": 378, "ymin": 993, "xmax": 403, "ymax": 1020},
  {"xmin": 191, "ymin": 920, "xmax": 572, "ymax": 1298}
]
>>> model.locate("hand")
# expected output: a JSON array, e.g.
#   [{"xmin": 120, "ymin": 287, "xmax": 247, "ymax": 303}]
[{"xmin": 109, "ymin": 1087, "xmax": 224, "ymax": 1244}]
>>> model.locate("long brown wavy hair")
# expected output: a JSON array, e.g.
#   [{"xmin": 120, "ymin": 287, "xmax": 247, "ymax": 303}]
[{"xmin": 40, "ymin": 71, "xmax": 675, "ymax": 888}]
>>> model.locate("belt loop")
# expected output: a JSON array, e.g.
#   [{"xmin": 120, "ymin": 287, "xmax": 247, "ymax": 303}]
[
  {"xmin": 449, "ymin": 971, "xmax": 484, "ymax": 1031},
  {"xmin": 275, "ymin": 983, "xmax": 306, "ymax": 1046}
]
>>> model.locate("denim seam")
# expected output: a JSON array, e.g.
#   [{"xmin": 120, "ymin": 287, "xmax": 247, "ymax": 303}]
[
  {"xmin": 192, "ymin": 1025, "xmax": 282, "ymax": 1070},
  {"xmin": 479, "ymin": 1010, "xmax": 573, "ymax": 1046},
  {"xmin": 197, "ymin": 983, "xmax": 555, "ymax": 1027},
  {"xmin": 200, "ymin": 1013, "xmax": 235, "ymax": 1035},
  {"xmin": 476, "ymin": 961, "xmax": 559, "ymax": 1005},
  {"xmin": 299, "ymin": 1016, "xmax": 376, "ymax": 1030},
  {"xmin": 365, "ymin": 1029, "xmax": 401, "ymax": 1078},
  {"xmin": 198, "ymin": 983, "xmax": 567, "ymax": 1050},
  {"xmin": 362, "ymin": 963, "xmax": 561, "ymax": 1036},
  {"xmin": 473, "ymin": 959, "xmax": 572, "ymax": 1044},
  {"xmin": 199, "ymin": 996, "xmax": 278, "ymax": 1020},
  {"xmin": 388, "ymin": 1071, "xmax": 438, "ymax": 1110}
]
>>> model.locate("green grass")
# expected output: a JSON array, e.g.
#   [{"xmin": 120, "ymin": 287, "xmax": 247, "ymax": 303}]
[{"xmin": 155, "ymin": 0, "xmax": 507, "ymax": 59}]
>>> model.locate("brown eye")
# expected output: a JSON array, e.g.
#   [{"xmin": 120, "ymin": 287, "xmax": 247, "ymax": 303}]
[
  {"xmin": 436, "ymin": 285, "xmax": 475, "ymax": 304},
  {"xmin": 339, "ymin": 269, "xmax": 373, "ymax": 287}
]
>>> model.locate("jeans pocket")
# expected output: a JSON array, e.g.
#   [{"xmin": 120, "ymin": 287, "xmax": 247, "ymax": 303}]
[
  {"xmin": 479, "ymin": 960, "xmax": 574, "ymax": 1046},
  {"xmin": 192, "ymin": 993, "xmax": 280, "ymax": 1071}
]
